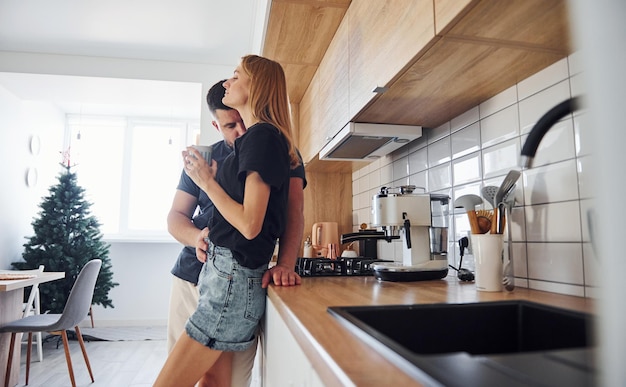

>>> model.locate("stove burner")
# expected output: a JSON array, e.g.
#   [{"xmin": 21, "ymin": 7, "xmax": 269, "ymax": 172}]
[{"xmin": 295, "ymin": 257, "xmax": 393, "ymax": 277}]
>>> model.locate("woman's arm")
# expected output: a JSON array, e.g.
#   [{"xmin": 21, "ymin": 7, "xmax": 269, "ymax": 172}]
[
  {"xmin": 262, "ymin": 176, "xmax": 304, "ymax": 287},
  {"xmin": 183, "ymin": 147, "xmax": 270, "ymax": 240},
  {"xmin": 206, "ymin": 171, "xmax": 270, "ymax": 240}
]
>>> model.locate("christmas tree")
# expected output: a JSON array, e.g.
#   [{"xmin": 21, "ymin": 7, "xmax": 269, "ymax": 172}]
[{"xmin": 13, "ymin": 158, "xmax": 118, "ymax": 314}]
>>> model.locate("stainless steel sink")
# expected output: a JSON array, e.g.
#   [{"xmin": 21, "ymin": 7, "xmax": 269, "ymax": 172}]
[{"xmin": 328, "ymin": 300, "xmax": 596, "ymax": 386}]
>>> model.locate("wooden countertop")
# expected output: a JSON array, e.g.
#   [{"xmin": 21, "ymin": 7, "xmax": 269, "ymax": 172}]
[{"xmin": 267, "ymin": 275, "xmax": 595, "ymax": 387}]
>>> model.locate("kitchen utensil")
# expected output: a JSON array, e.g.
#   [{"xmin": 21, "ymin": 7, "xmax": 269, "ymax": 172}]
[
  {"xmin": 481, "ymin": 185, "xmax": 499, "ymax": 234},
  {"xmin": 502, "ymin": 197, "xmax": 516, "ymax": 291},
  {"xmin": 481, "ymin": 186, "xmax": 498, "ymax": 208},
  {"xmin": 494, "ymin": 170, "xmax": 521, "ymax": 234},
  {"xmin": 453, "ymin": 194, "xmax": 483, "ymax": 234},
  {"xmin": 475, "ymin": 209, "xmax": 493, "ymax": 234}
]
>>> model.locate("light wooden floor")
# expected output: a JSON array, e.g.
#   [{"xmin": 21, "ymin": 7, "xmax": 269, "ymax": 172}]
[{"xmin": 14, "ymin": 335, "xmax": 167, "ymax": 387}]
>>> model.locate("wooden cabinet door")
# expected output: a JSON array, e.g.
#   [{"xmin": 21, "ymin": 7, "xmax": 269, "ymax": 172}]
[
  {"xmin": 318, "ymin": 15, "xmax": 350, "ymax": 145},
  {"xmin": 299, "ymin": 15, "xmax": 350, "ymax": 163},
  {"xmin": 348, "ymin": 0, "xmax": 435, "ymax": 118},
  {"xmin": 299, "ymin": 71, "xmax": 321, "ymax": 164}
]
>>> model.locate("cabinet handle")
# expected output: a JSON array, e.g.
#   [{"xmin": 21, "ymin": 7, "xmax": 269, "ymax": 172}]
[{"xmin": 372, "ymin": 86, "xmax": 389, "ymax": 94}]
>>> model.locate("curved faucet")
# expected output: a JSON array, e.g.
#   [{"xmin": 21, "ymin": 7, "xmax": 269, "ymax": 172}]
[{"xmin": 520, "ymin": 97, "xmax": 580, "ymax": 168}]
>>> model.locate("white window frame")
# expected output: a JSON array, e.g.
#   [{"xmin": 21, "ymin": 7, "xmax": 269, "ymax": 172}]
[{"xmin": 66, "ymin": 114, "xmax": 200, "ymax": 242}]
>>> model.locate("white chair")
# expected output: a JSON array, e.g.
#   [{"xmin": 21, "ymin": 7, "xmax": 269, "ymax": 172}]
[
  {"xmin": 22, "ymin": 265, "xmax": 45, "ymax": 363},
  {"xmin": 0, "ymin": 265, "xmax": 45, "ymax": 362}
]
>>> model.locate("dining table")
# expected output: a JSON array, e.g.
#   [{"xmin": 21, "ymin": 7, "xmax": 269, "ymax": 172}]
[{"xmin": 0, "ymin": 271, "xmax": 65, "ymax": 386}]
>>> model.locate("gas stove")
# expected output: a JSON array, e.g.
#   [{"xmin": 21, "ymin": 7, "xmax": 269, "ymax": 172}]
[{"xmin": 295, "ymin": 257, "xmax": 393, "ymax": 277}]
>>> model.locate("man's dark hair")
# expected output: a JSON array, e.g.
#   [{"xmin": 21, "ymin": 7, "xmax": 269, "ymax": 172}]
[{"xmin": 206, "ymin": 79, "xmax": 231, "ymax": 115}]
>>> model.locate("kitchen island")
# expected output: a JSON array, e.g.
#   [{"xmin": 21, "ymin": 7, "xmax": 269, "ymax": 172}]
[{"xmin": 266, "ymin": 275, "xmax": 595, "ymax": 386}]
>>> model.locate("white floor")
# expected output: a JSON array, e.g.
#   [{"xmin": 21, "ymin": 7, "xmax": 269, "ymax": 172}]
[{"xmin": 14, "ymin": 332, "xmax": 262, "ymax": 387}]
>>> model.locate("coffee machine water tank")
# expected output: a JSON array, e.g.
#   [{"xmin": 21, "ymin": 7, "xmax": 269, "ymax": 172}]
[{"xmin": 371, "ymin": 188, "xmax": 431, "ymax": 230}]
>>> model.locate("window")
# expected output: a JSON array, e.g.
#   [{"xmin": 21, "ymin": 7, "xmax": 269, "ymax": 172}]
[{"xmin": 67, "ymin": 115, "xmax": 200, "ymax": 239}]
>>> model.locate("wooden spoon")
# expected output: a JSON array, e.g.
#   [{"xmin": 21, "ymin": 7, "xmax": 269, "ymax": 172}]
[{"xmin": 476, "ymin": 210, "xmax": 493, "ymax": 234}]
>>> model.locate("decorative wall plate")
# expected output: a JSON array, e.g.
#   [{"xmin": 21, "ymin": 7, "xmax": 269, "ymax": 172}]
[
  {"xmin": 30, "ymin": 135, "xmax": 41, "ymax": 155},
  {"xmin": 26, "ymin": 167, "xmax": 38, "ymax": 187}
]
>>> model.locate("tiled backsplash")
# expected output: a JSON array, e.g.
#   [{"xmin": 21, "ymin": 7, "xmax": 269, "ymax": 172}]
[{"xmin": 352, "ymin": 52, "xmax": 597, "ymax": 298}]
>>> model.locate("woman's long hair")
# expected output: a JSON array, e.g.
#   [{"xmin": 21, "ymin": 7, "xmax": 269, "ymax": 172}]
[{"xmin": 240, "ymin": 54, "xmax": 299, "ymax": 168}]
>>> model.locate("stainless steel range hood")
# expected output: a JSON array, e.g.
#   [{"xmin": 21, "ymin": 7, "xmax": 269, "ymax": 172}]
[{"xmin": 319, "ymin": 122, "xmax": 422, "ymax": 161}]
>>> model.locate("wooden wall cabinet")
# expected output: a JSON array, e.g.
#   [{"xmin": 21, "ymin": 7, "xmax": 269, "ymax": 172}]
[
  {"xmin": 299, "ymin": 14, "xmax": 350, "ymax": 165},
  {"xmin": 318, "ymin": 15, "xmax": 350, "ymax": 151},
  {"xmin": 348, "ymin": 0, "xmax": 435, "ymax": 118},
  {"xmin": 296, "ymin": 0, "xmax": 571, "ymax": 159},
  {"xmin": 298, "ymin": 71, "xmax": 321, "ymax": 164},
  {"xmin": 299, "ymin": 0, "xmax": 437, "ymax": 162},
  {"xmin": 356, "ymin": 0, "xmax": 571, "ymax": 127}
]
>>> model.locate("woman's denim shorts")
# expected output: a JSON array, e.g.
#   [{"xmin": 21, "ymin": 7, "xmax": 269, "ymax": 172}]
[{"xmin": 185, "ymin": 241, "xmax": 267, "ymax": 351}]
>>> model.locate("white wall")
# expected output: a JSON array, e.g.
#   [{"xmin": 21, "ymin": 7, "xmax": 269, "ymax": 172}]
[
  {"xmin": 88, "ymin": 242, "xmax": 181, "ymax": 326},
  {"xmin": 0, "ymin": 84, "xmax": 65, "ymax": 269}
]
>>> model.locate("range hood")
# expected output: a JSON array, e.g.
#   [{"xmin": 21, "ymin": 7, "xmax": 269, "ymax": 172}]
[{"xmin": 319, "ymin": 122, "xmax": 422, "ymax": 161}]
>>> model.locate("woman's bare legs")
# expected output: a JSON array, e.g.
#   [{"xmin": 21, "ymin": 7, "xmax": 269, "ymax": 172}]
[
  {"xmin": 196, "ymin": 351, "xmax": 233, "ymax": 387},
  {"xmin": 154, "ymin": 333, "xmax": 224, "ymax": 387}
]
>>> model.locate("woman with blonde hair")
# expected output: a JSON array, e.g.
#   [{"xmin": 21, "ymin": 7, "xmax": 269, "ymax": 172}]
[{"xmin": 155, "ymin": 55, "xmax": 298, "ymax": 386}]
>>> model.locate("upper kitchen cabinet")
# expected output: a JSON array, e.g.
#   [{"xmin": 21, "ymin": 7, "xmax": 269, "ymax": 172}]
[
  {"xmin": 356, "ymin": 0, "xmax": 572, "ymax": 128},
  {"xmin": 442, "ymin": 0, "xmax": 571, "ymax": 50},
  {"xmin": 263, "ymin": 0, "xmax": 349, "ymax": 105},
  {"xmin": 263, "ymin": 0, "xmax": 350, "ymax": 165},
  {"xmin": 299, "ymin": 0, "xmax": 435, "ymax": 166},
  {"xmin": 348, "ymin": 0, "xmax": 435, "ymax": 119},
  {"xmin": 299, "ymin": 13, "xmax": 351, "ymax": 164},
  {"xmin": 299, "ymin": 71, "xmax": 322, "ymax": 164},
  {"xmin": 318, "ymin": 15, "xmax": 350, "ymax": 148},
  {"xmin": 263, "ymin": 0, "xmax": 572, "ymax": 170}
]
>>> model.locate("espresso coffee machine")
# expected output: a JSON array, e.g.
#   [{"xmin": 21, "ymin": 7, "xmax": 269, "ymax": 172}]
[{"xmin": 369, "ymin": 185, "xmax": 450, "ymax": 281}]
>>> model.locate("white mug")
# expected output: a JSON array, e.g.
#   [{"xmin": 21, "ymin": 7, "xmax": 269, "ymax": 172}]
[{"xmin": 192, "ymin": 145, "xmax": 212, "ymax": 164}]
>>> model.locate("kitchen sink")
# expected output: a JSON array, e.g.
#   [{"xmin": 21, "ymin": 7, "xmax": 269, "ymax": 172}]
[{"xmin": 328, "ymin": 301, "xmax": 596, "ymax": 386}]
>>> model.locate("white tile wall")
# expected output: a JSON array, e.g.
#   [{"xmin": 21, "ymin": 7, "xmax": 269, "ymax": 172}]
[
  {"xmin": 352, "ymin": 52, "xmax": 596, "ymax": 298},
  {"xmin": 451, "ymin": 122, "xmax": 480, "ymax": 160}
]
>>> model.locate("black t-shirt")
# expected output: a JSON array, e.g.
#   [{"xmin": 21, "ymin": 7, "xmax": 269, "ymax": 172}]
[
  {"xmin": 170, "ymin": 140, "xmax": 232, "ymax": 284},
  {"xmin": 208, "ymin": 123, "xmax": 291, "ymax": 269},
  {"xmin": 171, "ymin": 129, "xmax": 306, "ymax": 282}
]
